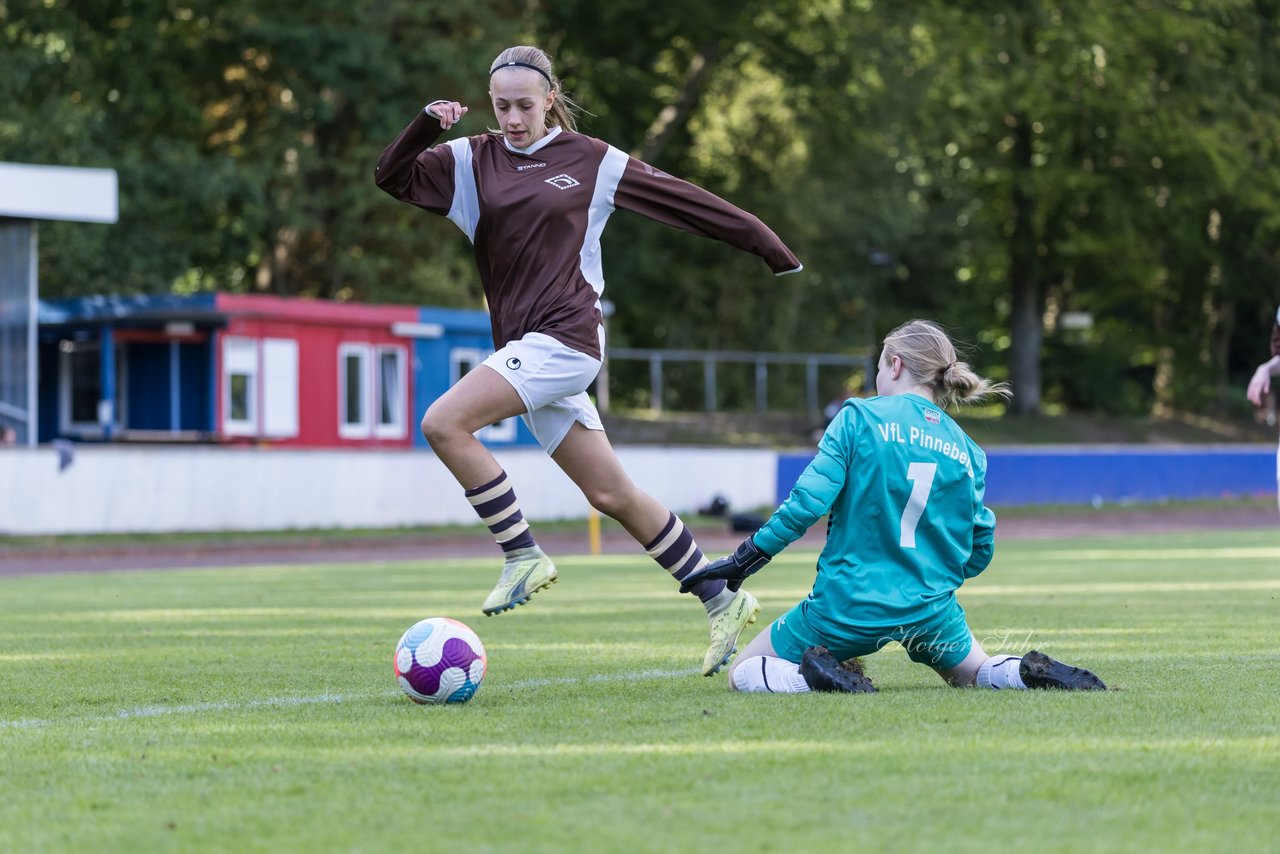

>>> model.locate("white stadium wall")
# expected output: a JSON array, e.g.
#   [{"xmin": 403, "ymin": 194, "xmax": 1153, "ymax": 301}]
[
  {"xmin": 3, "ymin": 445, "xmax": 779, "ymax": 535},
  {"xmin": 9, "ymin": 443, "xmax": 1274, "ymax": 536}
]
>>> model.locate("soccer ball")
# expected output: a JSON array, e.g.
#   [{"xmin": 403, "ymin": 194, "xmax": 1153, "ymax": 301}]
[{"xmin": 393, "ymin": 617, "xmax": 487, "ymax": 704}]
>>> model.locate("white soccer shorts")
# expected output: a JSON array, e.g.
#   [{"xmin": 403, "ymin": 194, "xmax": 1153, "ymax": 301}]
[{"xmin": 482, "ymin": 331, "xmax": 604, "ymax": 454}]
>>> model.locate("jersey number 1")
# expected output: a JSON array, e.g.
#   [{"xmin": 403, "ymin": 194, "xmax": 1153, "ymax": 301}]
[{"xmin": 900, "ymin": 461, "xmax": 937, "ymax": 548}]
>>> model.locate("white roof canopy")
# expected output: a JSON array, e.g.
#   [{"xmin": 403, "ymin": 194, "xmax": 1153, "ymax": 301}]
[{"xmin": 0, "ymin": 162, "xmax": 119, "ymax": 223}]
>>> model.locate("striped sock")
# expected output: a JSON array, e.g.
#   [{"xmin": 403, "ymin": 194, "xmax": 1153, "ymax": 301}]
[
  {"xmin": 464, "ymin": 471, "xmax": 536, "ymax": 553},
  {"xmin": 644, "ymin": 513, "xmax": 728, "ymax": 609}
]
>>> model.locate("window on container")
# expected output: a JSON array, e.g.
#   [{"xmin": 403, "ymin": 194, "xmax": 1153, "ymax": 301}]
[
  {"xmin": 68, "ymin": 345, "xmax": 100, "ymax": 424},
  {"xmin": 222, "ymin": 336, "xmax": 258, "ymax": 436},
  {"xmin": 339, "ymin": 343, "xmax": 371, "ymax": 438},
  {"xmin": 229, "ymin": 374, "xmax": 249, "ymax": 420},
  {"xmin": 375, "ymin": 345, "xmax": 406, "ymax": 438},
  {"xmin": 59, "ymin": 340, "xmax": 126, "ymax": 434}
]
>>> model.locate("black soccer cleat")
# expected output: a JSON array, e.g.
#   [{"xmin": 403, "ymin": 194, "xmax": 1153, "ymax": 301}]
[
  {"xmin": 1019, "ymin": 650, "xmax": 1106, "ymax": 691},
  {"xmin": 800, "ymin": 646, "xmax": 877, "ymax": 694}
]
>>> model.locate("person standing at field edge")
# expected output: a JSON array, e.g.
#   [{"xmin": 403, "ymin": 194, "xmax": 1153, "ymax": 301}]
[
  {"xmin": 680, "ymin": 320, "xmax": 1107, "ymax": 693},
  {"xmin": 1245, "ymin": 305, "xmax": 1280, "ymax": 513},
  {"xmin": 374, "ymin": 45, "xmax": 803, "ymax": 676}
]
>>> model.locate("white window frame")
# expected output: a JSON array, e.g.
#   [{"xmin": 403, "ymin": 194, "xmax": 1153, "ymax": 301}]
[
  {"xmin": 374, "ymin": 344, "xmax": 407, "ymax": 439},
  {"xmin": 58, "ymin": 341, "xmax": 127, "ymax": 437},
  {"xmin": 221, "ymin": 336, "xmax": 298, "ymax": 439},
  {"xmin": 338, "ymin": 343, "xmax": 372, "ymax": 439},
  {"xmin": 222, "ymin": 336, "xmax": 259, "ymax": 437},
  {"xmin": 261, "ymin": 338, "xmax": 299, "ymax": 439}
]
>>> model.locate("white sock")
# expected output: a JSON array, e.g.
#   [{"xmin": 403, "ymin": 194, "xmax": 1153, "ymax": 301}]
[
  {"xmin": 732, "ymin": 656, "xmax": 811, "ymax": 693},
  {"xmin": 977, "ymin": 654, "xmax": 1026, "ymax": 690}
]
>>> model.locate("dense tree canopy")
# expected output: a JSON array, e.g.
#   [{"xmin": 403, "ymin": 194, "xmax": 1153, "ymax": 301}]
[{"xmin": 3, "ymin": 0, "xmax": 1278, "ymax": 416}]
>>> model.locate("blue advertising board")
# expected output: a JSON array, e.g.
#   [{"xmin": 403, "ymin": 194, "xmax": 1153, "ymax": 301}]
[{"xmin": 776, "ymin": 445, "xmax": 1276, "ymax": 507}]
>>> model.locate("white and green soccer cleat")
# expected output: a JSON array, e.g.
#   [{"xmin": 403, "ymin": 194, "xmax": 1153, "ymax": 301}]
[
  {"xmin": 702, "ymin": 589, "xmax": 760, "ymax": 676},
  {"xmin": 481, "ymin": 546, "xmax": 558, "ymax": 615}
]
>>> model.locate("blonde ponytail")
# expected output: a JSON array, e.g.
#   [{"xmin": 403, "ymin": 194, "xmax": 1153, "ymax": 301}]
[{"xmin": 882, "ymin": 320, "xmax": 1011, "ymax": 409}]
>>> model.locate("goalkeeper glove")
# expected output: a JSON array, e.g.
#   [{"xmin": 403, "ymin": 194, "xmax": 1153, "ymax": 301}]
[{"xmin": 678, "ymin": 536, "xmax": 772, "ymax": 593}]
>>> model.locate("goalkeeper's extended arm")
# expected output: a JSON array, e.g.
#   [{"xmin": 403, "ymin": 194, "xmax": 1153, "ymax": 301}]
[{"xmin": 678, "ymin": 536, "xmax": 772, "ymax": 593}]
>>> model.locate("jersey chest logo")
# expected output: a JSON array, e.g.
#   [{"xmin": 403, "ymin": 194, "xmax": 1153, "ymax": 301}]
[{"xmin": 544, "ymin": 173, "xmax": 580, "ymax": 190}]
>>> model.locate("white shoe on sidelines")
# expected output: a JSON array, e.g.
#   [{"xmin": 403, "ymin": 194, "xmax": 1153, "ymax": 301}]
[{"xmin": 481, "ymin": 546, "xmax": 558, "ymax": 615}]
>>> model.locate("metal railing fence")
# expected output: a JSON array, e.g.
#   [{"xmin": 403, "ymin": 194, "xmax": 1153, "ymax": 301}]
[{"xmin": 599, "ymin": 347, "xmax": 869, "ymax": 418}]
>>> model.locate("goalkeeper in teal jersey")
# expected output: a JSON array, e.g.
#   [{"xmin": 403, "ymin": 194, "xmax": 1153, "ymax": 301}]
[{"xmin": 681, "ymin": 319, "xmax": 1105, "ymax": 693}]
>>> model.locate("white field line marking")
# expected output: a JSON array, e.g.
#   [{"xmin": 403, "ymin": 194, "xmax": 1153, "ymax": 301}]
[{"xmin": 0, "ymin": 667, "xmax": 699, "ymax": 731}]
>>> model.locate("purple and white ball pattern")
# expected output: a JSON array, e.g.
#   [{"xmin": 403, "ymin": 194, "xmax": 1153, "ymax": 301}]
[{"xmin": 394, "ymin": 617, "xmax": 487, "ymax": 704}]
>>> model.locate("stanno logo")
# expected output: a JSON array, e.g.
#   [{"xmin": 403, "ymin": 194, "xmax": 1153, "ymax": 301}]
[
  {"xmin": 544, "ymin": 173, "xmax": 580, "ymax": 190},
  {"xmin": 516, "ymin": 163, "xmax": 547, "ymax": 171}
]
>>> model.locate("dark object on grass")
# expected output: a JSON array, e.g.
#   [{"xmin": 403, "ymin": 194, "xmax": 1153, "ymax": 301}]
[{"xmin": 729, "ymin": 513, "xmax": 764, "ymax": 533}]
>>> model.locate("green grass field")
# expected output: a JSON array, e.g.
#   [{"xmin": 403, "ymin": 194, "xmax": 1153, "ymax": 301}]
[{"xmin": 3, "ymin": 530, "xmax": 1278, "ymax": 853}]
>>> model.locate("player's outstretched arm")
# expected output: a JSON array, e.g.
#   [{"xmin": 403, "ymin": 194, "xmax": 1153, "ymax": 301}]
[
  {"xmin": 1246, "ymin": 356, "xmax": 1280, "ymax": 406},
  {"xmin": 611, "ymin": 158, "xmax": 802, "ymax": 275},
  {"xmin": 679, "ymin": 537, "xmax": 772, "ymax": 593}
]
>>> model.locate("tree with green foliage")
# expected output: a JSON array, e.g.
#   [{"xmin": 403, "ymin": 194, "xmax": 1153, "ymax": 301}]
[{"xmin": 4, "ymin": 0, "xmax": 1279, "ymax": 418}]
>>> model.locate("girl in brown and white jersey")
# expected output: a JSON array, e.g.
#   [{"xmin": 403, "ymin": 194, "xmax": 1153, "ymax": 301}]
[{"xmin": 376, "ymin": 45, "xmax": 802, "ymax": 677}]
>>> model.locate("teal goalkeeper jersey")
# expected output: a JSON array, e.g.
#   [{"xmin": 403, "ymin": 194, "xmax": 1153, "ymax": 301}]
[{"xmin": 753, "ymin": 393, "xmax": 996, "ymax": 632}]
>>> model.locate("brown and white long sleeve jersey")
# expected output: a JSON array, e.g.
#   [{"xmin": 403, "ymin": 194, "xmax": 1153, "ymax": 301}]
[{"xmin": 375, "ymin": 110, "xmax": 802, "ymax": 360}]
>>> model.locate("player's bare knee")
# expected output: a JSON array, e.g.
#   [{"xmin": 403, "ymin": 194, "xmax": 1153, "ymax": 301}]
[
  {"xmin": 419, "ymin": 406, "xmax": 459, "ymax": 449},
  {"xmin": 419, "ymin": 411, "xmax": 434, "ymax": 443},
  {"xmin": 419, "ymin": 410, "xmax": 441, "ymax": 446},
  {"xmin": 584, "ymin": 485, "xmax": 634, "ymax": 520}
]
